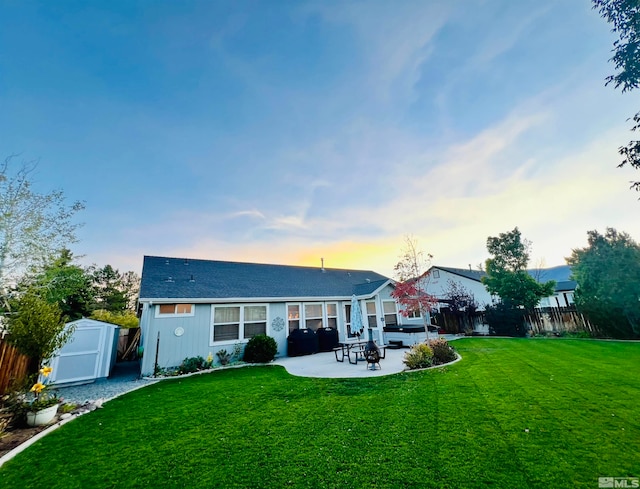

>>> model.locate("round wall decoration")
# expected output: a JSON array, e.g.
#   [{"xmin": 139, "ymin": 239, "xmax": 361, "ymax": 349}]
[
  {"xmin": 174, "ymin": 327, "xmax": 185, "ymax": 337},
  {"xmin": 272, "ymin": 317, "xmax": 285, "ymax": 332}
]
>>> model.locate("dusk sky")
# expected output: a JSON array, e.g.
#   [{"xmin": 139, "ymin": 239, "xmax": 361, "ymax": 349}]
[{"xmin": 1, "ymin": 0, "xmax": 638, "ymax": 278}]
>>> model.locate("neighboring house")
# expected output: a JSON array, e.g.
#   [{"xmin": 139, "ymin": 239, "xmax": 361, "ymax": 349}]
[
  {"xmin": 423, "ymin": 264, "xmax": 576, "ymax": 310},
  {"xmin": 137, "ymin": 256, "xmax": 424, "ymax": 376},
  {"xmin": 421, "ymin": 266, "xmax": 494, "ymax": 311},
  {"xmin": 531, "ymin": 265, "xmax": 576, "ymax": 308}
]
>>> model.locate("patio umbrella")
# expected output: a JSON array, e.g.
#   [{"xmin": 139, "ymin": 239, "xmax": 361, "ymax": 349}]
[{"xmin": 350, "ymin": 295, "xmax": 364, "ymax": 338}]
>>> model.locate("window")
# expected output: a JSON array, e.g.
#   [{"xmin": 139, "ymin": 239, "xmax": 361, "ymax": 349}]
[
  {"xmin": 244, "ymin": 306, "xmax": 267, "ymax": 338},
  {"xmin": 405, "ymin": 308, "xmax": 421, "ymax": 319},
  {"xmin": 382, "ymin": 301, "xmax": 398, "ymax": 326},
  {"xmin": 366, "ymin": 301, "xmax": 377, "ymax": 328},
  {"xmin": 156, "ymin": 303, "xmax": 194, "ymax": 317},
  {"xmin": 304, "ymin": 303, "xmax": 323, "ymax": 331},
  {"xmin": 287, "ymin": 304, "xmax": 300, "ymax": 334},
  {"xmin": 432, "ymin": 270, "xmax": 440, "ymax": 279},
  {"xmin": 326, "ymin": 303, "xmax": 338, "ymax": 329},
  {"xmin": 211, "ymin": 305, "xmax": 267, "ymax": 344},
  {"xmin": 213, "ymin": 306, "xmax": 240, "ymax": 342}
]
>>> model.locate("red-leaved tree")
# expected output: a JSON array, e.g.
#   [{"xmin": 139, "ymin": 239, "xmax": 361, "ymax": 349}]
[{"xmin": 390, "ymin": 236, "xmax": 438, "ymax": 333}]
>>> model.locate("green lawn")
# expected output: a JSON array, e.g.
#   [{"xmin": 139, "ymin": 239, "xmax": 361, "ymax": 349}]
[{"xmin": 1, "ymin": 339, "xmax": 639, "ymax": 488}]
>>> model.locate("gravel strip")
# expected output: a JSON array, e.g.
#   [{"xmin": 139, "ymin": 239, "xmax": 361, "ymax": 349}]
[{"xmin": 51, "ymin": 363, "xmax": 158, "ymax": 405}]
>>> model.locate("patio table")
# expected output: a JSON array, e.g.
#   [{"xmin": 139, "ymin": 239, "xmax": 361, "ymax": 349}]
[{"xmin": 333, "ymin": 341, "xmax": 388, "ymax": 365}]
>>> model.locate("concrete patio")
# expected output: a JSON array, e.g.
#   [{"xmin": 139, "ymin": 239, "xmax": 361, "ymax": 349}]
[{"xmin": 273, "ymin": 334, "xmax": 462, "ymax": 378}]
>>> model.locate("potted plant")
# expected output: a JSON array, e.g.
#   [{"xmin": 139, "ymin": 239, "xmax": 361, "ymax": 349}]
[{"xmin": 24, "ymin": 366, "xmax": 60, "ymax": 427}]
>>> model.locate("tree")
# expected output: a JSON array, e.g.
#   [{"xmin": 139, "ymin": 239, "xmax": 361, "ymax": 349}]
[
  {"xmin": 435, "ymin": 280, "xmax": 479, "ymax": 334},
  {"xmin": 482, "ymin": 228, "xmax": 555, "ymax": 336},
  {"xmin": 91, "ymin": 265, "xmax": 140, "ymax": 313},
  {"xmin": 0, "ymin": 156, "xmax": 84, "ymax": 304},
  {"xmin": 391, "ymin": 236, "xmax": 438, "ymax": 334},
  {"xmin": 567, "ymin": 228, "xmax": 640, "ymax": 338},
  {"xmin": 90, "ymin": 309, "xmax": 139, "ymax": 329},
  {"xmin": 6, "ymin": 290, "xmax": 73, "ymax": 372},
  {"xmin": 593, "ymin": 0, "xmax": 640, "ymax": 191},
  {"xmin": 482, "ymin": 228, "xmax": 555, "ymax": 310},
  {"xmin": 23, "ymin": 249, "xmax": 95, "ymax": 320}
]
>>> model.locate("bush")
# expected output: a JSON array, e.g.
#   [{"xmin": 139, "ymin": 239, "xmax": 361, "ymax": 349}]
[
  {"xmin": 243, "ymin": 335, "xmax": 277, "ymax": 363},
  {"xmin": 484, "ymin": 303, "xmax": 527, "ymax": 337},
  {"xmin": 178, "ymin": 356, "xmax": 205, "ymax": 374},
  {"xmin": 428, "ymin": 338, "xmax": 457, "ymax": 365},
  {"xmin": 403, "ymin": 343, "xmax": 433, "ymax": 370}
]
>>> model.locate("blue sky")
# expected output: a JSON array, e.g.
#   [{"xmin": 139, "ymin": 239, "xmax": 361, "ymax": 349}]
[{"xmin": 1, "ymin": 0, "xmax": 638, "ymax": 277}]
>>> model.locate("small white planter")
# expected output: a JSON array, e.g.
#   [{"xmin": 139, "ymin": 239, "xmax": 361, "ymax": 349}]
[{"xmin": 26, "ymin": 404, "xmax": 59, "ymax": 427}]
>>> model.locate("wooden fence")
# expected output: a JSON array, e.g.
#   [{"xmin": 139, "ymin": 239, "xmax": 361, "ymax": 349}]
[
  {"xmin": 433, "ymin": 306, "xmax": 598, "ymax": 336},
  {"xmin": 525, "ymin": 306, "xmax": 600, "ymax": 336},
  {"xmin": 0, "ymin": 336, "xmax": 31, "ymax": 395}
]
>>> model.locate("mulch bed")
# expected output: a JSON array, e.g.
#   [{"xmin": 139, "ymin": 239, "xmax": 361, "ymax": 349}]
[{"xmin": 0, "ymin": 423, "xmax": 52, "ymax": 459}]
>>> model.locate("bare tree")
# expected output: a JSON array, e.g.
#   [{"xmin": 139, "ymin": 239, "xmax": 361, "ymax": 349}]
[{"xmin": 0, "ymin": 155, "xmax": 84, "ymax": 305}]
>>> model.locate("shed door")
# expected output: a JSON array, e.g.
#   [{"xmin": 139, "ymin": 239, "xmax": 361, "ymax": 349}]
[{"xmin": 51, "ymin": 326, "xmax": 104, "ymax": 384}]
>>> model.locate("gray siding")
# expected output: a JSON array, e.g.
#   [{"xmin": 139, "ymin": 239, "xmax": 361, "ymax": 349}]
[{"xmin": 141, "ymin": 303, "xmax": 212, "ymax": 375}]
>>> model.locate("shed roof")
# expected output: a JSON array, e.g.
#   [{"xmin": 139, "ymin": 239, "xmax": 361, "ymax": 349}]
[{"xmin": 139, "ymin": 256, "xmax": 391, "ymax": 301}]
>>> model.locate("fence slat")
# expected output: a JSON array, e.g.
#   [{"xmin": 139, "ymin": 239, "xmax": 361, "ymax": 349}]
[{"xmin": 0, "ymin": 337, "xmax": 31, "ymax": 395}]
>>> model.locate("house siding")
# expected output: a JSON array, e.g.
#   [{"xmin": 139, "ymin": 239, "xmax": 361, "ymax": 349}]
[
  {"xmin": 138, "ymin": 279, "xmax": 401, "ymax": 375},
  {"xmin": 424, "ymin": 268, "xmax": 494, "ymax": 310},
  {"xmin": 141, "ymin": 303, "xmax": 212, "ymax": 375}
]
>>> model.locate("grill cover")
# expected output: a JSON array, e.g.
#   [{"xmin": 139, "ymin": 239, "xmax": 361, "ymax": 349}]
[{"xmin": 287, "ymin": 329, "xmax": 319, "ymax": 357}]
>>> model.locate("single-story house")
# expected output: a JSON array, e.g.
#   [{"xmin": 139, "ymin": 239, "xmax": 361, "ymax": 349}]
[
  {"xmin": 137, "ymin": 256, "xmax": 425, "ymax": 376},
  {"xmin": 422, "ymin": 264, "xmax": 576, "ymax": 311}
]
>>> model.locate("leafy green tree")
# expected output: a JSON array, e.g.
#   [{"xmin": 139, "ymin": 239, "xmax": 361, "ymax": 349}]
[
  {"xmin": 0, "ymin": 156, "xmax": 84, "ymax": 303},
  {"xmin": 6, "ymin": 290, "xmax": 73, "ymax": 372},
  {"xmin": 593, "ymin": 0, "xmax": 640, "ymax": 191},
  {"xmin": 482, "ymin": 228, "xmax": 556, "ymax": 310},
  {"xmin": 91, "ymin": 265, "xmax": 140, "ymax": 313},
  {"xmin": 92, "ymin": 265, "xmax": 127, "ymax": 312},
  {"xmin": 482, "ymin": 228, "xmax": 555, "ymax": 336},
  {"xmin": 29, "ymin": 249, "xmax": 94, "ymax": 320},
  {"xmin": 90, "ymin": 309, "xmax": 139, "ymax": 328},
  {"xmin": 567, "ymin": 228, "xmax": 640, "ymax": 338}
]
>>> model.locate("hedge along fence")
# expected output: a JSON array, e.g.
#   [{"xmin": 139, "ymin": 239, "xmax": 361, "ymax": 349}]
[{"xmin": 0, "ymin": 336, "xmax": 31, "ymax": 395}]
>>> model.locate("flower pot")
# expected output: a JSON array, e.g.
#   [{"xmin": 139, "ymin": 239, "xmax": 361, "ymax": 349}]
[{"xmin": 26, "ymin": 404, "xmax": 59, "ymax": 427}]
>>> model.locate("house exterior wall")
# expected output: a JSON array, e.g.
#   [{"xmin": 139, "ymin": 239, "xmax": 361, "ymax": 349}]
[
  {"xmin": 538, "ymin": 291, "xmax": 575, "ymax": 308},
  {"xmin": 423, "ymin": 269, "xmax": 494, "ymax": 310},
  {"xmin": 140, "ymin": 303, "xmax": 213, "ymax": 376},
  {"xmin": 138, "ymin": 285, "xmax": 406, "ymax": 375}
]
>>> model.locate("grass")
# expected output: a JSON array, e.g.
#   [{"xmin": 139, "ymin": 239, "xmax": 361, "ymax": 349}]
[{"xmin": 1, "ymin": 338, "xmax": 639, "ymax": 488}]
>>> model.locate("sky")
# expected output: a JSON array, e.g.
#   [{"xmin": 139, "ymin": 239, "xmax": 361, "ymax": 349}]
[{"xmin": 1, "ymin": 0, "xmax": 638, "ymax": 278}]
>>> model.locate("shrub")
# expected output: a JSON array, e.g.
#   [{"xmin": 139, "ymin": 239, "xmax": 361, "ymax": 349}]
[
  {"xmin": 484, "ymin": 303, "xmax": 527, "ymax": 337},
  {"xmin": 243, "ymin": 335, "xmax": 277, "ymax": 363},
  {"xmin": 428, "ymin": 338, "xmax": 457, "ymax": 365},
  {"xmin": 403, "ymin": 343, "xmax": 433, "ymax": 370},
  {"xmin": 216, "ymin": 349, "xmax": 232, "ymax": 366},
  {"xmin": 178, "ymin": 356, "xmax": 205, "ymax": 374}
]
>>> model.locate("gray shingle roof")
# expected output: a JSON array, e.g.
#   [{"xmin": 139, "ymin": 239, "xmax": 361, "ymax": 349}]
[
  {"xmin": 139, "ymin": 256, "xmax": 391, "ymax": 300},
  {"xmin": 432, "ymin": 266, "xmax": 487, "ymax": 282},
  {"xmin": 433, "ymin": 264, "xmax": 576, "ymax": 292}
]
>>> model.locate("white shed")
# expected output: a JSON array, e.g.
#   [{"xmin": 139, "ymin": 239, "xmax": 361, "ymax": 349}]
[{"xmin": 49, "ymin": 318, "xmax": 120, "ymax": 386}]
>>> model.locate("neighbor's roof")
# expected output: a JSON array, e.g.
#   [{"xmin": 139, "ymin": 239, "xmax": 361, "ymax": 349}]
[
  {"xmin": 431, "ymin": 266, "xmax": 487, "ymax": 282},
  {"xmin": 431, "ymin": 264, "xmax": 576, "ymax": 292},
  {"xmin": 139, "ymin": 256, "xmax": 391, "ymax": 301}
]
